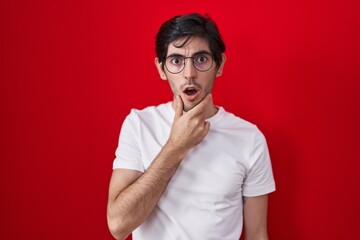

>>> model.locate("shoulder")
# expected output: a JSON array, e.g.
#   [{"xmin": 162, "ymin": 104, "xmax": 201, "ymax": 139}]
[
  {"xmin": 126, "ymin": 102, "xmax": 173, "ymax": 123},
  {"xmin": 214, "ymin": 107, "xmax": 267, "ymax": 143},
  {"xmin": 217, "ymin": 107, "xmax": 260, "ymax": 131}
]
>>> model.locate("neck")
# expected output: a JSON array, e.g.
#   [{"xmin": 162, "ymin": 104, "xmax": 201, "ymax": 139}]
[{"xmin": 204, "ymin": 104, "xmax": 219, "ymax": 119}]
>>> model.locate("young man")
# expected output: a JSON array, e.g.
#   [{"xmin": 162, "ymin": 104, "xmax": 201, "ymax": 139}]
[{"xmin": 107, "ymin": 13, "xmax": 275, "ymax": 240}]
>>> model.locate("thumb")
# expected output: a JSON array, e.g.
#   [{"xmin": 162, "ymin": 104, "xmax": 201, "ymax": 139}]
[
  {"xmin": 203, "ymin": 121, "xmax": 211, "ymax": 135},
  {"xmin": 174, "ymin": 95, "xmax": 184, "ymax": 120}
]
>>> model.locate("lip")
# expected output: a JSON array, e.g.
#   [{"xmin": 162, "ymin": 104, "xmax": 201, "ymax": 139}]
[{"xmin": 182, "ymin": 86, "xmax": 201, "ymax": 101}]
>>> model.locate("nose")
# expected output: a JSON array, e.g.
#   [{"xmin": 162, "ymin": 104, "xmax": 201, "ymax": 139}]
[{"xmin": 183, "ymin": 58, "xmax": 197, "ymax": 80}]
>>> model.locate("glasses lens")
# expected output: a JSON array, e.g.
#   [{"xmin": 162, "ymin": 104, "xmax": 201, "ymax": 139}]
[
  {"xmin": 165, "ymin": 53, "xmax": 214, "ymax": 74},
  {"xmin": 165, "ymin": 55, "xmax": 184, "ymax": 74},
  {"xmin": 193, "ymin": 53, "xmax": 213, "ymax": 72}
]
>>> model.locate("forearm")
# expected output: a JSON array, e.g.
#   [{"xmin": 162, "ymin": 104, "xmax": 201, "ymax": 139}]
[
  {"xmin": 243, "ymin": 195, "xmax": 269, "ymax": 240},
  {"xmin": 107, "ymin": 143, "xmax": 186, "ymax": 239}
]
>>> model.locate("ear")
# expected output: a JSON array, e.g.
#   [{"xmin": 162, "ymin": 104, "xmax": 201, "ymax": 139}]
[
  {"xmin": 216, "ymin": 54, "xmax": 226, "ymax": 77},
  {"xmin": 154, "ymin": 57, "xmax": 167, "ymax": 80}
]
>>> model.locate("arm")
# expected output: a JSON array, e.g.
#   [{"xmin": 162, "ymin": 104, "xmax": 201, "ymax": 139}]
[
  {"xmin": 243, "ymin": 194, "xmax": 269, "ymax": 240},
  {"xmin": 107, "ymin": 145, "xmax": 186, "ymax": 239},
  {"xmin": 107, "ymin": 95, "xmax": 212, "ymax": 240}
]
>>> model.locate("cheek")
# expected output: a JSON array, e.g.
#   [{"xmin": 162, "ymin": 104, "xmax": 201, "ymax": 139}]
[
  {"xmin": 167, "ymin": 80, "xmax": 180, "ymax": 95},
  {"xmin": 205, "ymin": 82, "xmax": 214, "ymax": 93},
  {"xmin": 203, "ymin": 74, "xmax": 216, "ymax": 92}
]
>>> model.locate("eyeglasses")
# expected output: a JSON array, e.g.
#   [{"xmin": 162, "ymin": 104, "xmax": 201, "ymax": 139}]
[{"xmin": 164, "ymin": 53, "xmax": 214, "ymax": 74}]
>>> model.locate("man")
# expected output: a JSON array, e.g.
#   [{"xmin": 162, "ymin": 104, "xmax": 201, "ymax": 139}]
[{"xmin": 107, "ymin": 13, "xmax": 275, "ymax": 240}]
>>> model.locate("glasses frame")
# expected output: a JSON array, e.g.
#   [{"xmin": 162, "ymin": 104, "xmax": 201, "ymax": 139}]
[{"xmin": 164, "ymin": 52, "xmax": 214, "ymax": 74}]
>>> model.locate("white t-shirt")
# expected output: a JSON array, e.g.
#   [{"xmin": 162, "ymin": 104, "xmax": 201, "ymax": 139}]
[{"xmin": 113, "ymin": 102, "xmax": 275, "ymax": 240}]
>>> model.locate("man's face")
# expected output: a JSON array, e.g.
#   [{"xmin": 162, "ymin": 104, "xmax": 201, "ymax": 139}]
[{"xmin": 155, "ymin": 37, "xmax": 225, "ymax": 112}]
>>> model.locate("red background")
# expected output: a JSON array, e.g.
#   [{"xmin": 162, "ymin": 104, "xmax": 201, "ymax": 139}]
[{"xmin": 1, "ymin": 0, "xmax": 359, "ymax": 239}]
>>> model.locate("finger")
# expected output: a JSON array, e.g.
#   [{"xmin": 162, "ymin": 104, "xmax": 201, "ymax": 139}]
[
  {"xmin": 174, "ymin": 95, "xmax": 184, "ymax": 120},
  {"xmin": 203, "ymin": 121, "xmax": 211, "ymax": 135}
]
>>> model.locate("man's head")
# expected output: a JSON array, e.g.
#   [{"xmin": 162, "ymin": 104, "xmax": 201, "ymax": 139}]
[
  {"xmin": 155, "ymin": 13, "xmax": 226, "ymax": 70},
  {"xmin": 155, "ymin": 13, "xmax": 226, "ymax": 112}
]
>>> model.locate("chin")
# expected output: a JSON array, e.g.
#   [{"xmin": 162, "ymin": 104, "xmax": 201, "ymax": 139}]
[{"xmin": 183, "ymin": 101, "xmax": 200, "ymax": 112}]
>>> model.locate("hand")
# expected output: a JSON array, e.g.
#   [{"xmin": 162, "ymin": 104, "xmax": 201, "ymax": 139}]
[{"xmin": 167, "ymin": 94, "xmax": 212, "ymax": 153}]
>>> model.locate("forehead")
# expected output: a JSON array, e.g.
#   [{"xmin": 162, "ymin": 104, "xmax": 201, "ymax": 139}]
[{"xmin": 167, "ymin": 37, "xmax": 210, "ymax": 56}]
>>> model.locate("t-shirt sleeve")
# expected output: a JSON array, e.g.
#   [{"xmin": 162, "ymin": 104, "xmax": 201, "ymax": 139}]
[
  {"xmin": 242, "ymin": 129, "xmax": 276, "ymax": 197},
  {"xmin": 112, "ymin": 110, "xmax": 145, "ymax": 172}
]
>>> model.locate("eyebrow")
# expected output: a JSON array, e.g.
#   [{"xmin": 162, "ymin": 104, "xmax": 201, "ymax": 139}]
[{"xmin": 166, "ymin": 50, "xmax": 212, "ymax": 58}]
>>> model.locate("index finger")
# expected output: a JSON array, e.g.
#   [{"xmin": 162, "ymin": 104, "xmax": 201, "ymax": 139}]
[{"xmin": 174, "ymin": 95, "xmax": 184, "ymax": 120}]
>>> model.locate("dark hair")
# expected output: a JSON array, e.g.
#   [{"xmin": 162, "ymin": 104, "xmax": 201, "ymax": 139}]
[{"xmin": 155, "ymin": 13, "xmax": 226, "ymax": 69}]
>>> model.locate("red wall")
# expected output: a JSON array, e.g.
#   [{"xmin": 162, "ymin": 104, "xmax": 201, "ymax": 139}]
[{"xmin": 1, "ymin": 0, "xmax": 359, "ymax": 239}]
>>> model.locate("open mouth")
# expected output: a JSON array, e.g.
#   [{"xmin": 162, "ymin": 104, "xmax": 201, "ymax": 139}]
[{"xmin": 183, "ymin": 87, "xmax": 198, "ymax": 96}]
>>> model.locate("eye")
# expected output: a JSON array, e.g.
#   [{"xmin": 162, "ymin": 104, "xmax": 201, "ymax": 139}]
[
  {"xmin": 169, "ymin": 56, "xmax": 183, "ymax": 65},
  {"xmin": 195, "ymin": 54, "xmax": 208, "ymax": 63}
]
